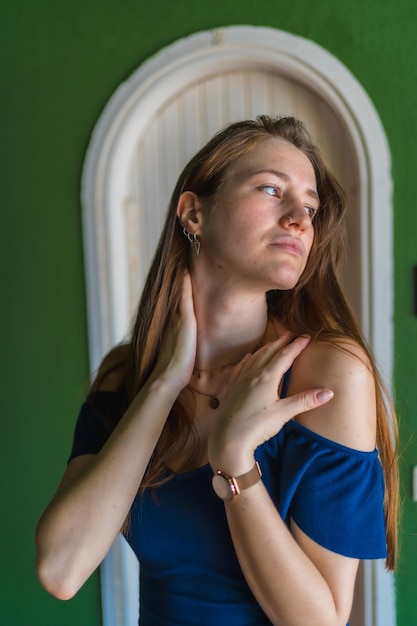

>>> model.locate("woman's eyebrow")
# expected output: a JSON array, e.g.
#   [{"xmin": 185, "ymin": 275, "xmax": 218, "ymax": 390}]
[{"xmin": 250, "ymin": 168, "xmax": 320, "ymax": 204}]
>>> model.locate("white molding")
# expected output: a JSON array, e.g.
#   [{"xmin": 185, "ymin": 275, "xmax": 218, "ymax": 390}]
[{"xmin": 81, "ymin": 26, "xmax": 394, "ymax": 626}]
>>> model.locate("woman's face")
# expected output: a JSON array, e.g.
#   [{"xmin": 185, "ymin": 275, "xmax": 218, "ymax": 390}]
[{"xmin": 197, "ymin": 137, "xmax": 318, "ymax": 292}]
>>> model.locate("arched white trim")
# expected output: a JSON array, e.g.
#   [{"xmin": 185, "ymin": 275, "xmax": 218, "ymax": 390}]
[{"xmin": 81, "ymin": 26, "xmax": 394, "ymax": 626}]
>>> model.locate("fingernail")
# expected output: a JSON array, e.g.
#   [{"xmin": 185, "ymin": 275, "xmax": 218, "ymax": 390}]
[{"xmin": 316, "ymin": 389, "xmax": 334, "ymax": 403}]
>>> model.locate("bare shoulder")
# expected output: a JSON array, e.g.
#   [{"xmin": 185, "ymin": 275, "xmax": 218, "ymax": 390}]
[{"xmin": 288, "ymin": 338, "xmax": 377, "ymax": 451}]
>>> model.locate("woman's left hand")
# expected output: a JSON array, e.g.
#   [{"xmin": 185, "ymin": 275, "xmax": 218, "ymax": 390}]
[{"xmin": 208, "ymin": 334, "xmax": 334, "ymax": 476}]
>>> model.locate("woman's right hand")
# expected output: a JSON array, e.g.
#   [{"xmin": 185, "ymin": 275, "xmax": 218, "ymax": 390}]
[
  {"xmin": 36, "ymin": 274, "xmax": 197, "ymax": 600},
  {"xmin": 35, "ymin": 279, "xmax": 197, "ymax": 599},
  {"xmin": 151, "ymin": 272, "xmax": 197, "ymax": 390}
]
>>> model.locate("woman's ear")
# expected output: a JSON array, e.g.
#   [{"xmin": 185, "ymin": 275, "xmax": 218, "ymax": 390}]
[{"xmin": 177, "ymin": 191, "xmax": 202, "ymax": 234}]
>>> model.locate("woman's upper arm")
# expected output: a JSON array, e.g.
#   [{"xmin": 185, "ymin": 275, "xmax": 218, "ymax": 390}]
[
  {"xmin": 54, "ymin": 455, "xmax": 96, "ymax": 497},
  {"xmin": 290, "ymin": 518, "xmax": 359, "ymax": 622},
  {"xmin": 286, "ymin": 340, "xmax": 380, "ymax": 618},
  {"xmin": 36, "ymin": 456, "xmax": 96, "ymax": 542},
  {"xmin": 288, "ymin": 340, "xmax": 377, "ymax": 451}
]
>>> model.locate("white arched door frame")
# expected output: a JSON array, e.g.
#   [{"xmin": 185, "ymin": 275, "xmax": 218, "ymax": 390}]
[{"xmin": 82, "ymin": 26, "xmax": 394, "ymax": 626}]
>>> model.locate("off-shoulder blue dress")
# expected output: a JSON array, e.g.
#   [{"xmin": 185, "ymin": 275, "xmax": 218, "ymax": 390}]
[{"xmin": 69, "ymin": 386, "xmax": 386, "ymax": 626}]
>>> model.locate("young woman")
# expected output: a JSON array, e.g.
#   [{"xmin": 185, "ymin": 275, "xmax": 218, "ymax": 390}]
[{"xmin": 36, "ymin": 116, "xmax": 398, "ymax": 626}]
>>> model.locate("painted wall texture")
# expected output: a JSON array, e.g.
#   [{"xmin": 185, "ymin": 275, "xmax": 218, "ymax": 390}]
[{"xmin": 1, "ymin": 1, "xmax": 416, "ymax": 624}]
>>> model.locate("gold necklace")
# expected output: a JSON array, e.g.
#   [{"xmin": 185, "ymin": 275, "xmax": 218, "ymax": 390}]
[
  {"xmin": 187, "ymin": 376, "xmax": 232, "ymax": 409},
  {"xmin": 188, "ymin": 318, "xmax": 274, "ymax": 409},
  {"xmin": 192, "ymin": 358, "xmax": 241, "ymax": 379}
]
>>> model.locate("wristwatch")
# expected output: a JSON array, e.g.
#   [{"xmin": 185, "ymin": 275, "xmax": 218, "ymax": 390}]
[{"xmin": 212, "ymin": 461, "xmax": 262, "ymax": 501}]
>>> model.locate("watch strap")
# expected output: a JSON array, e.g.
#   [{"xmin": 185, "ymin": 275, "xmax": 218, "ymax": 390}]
[{"xmin": 233, "ymin": 461, "xmax": 262, "ymax": 493}]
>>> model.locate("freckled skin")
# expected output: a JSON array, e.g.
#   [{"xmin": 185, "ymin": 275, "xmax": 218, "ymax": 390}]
[{"xmin": 195, "ymin": 138, "xmax": 317, "ymax": 294}]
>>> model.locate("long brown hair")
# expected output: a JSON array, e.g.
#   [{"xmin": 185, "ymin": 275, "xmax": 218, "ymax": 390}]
[{"xmin": 91, "ymin": 115, "xmax": 398, "ymax": 569}]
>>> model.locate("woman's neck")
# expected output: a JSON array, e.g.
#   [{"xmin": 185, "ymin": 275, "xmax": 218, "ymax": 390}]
[{"xmin": 191, "ymin": 279, "xmax": 271, "ymax": 371}]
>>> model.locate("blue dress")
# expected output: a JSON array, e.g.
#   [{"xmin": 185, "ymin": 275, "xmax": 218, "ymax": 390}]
[{"xmin": 69, "ymin": 391, "xmax": 386, "ymax": 625}]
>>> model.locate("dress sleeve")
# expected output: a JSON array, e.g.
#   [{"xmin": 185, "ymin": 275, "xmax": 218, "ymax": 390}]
[
  {"xmin": 279, "ymin": 421, "xmax": 387, "ymax": 559},
  {"xmin": 67, "ymin": 397, "xmax": 113, "ymax": 462}
]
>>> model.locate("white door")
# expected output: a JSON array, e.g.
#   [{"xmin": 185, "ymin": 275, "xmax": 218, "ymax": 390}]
[{"xmin": 127, "ymin": 68, "xmax": 361, "ymax": 324}]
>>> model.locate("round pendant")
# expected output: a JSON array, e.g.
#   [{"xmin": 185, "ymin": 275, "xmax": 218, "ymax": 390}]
[{"xmin": 209, "ymin": 396, "xmax": 220, "ymax": 409}]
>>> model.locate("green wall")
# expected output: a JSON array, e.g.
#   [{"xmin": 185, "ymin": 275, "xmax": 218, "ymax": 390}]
[{"xmin": 2, "ymin": 1, "xmax": 416, "ymax": 624}]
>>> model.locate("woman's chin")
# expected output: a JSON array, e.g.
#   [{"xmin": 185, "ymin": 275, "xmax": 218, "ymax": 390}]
[{"xmin": 269, "ymin": 272, "xmax": 302, "ymax": 292}]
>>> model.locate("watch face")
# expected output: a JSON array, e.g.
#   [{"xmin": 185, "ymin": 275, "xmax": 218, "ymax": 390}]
[{"xmin": 212, "ymin": 473, "xmax": 233, "ymax": 501}]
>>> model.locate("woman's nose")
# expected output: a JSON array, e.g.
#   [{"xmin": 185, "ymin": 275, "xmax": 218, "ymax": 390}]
[{"xmin": 280, "ymin": 205, "xmax": 312, "ymax": 231}]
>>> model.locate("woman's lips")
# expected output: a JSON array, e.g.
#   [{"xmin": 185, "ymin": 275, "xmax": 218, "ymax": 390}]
[{"xmin": 269, "ymin": 236, "xmax": 304, "ymax": 257}]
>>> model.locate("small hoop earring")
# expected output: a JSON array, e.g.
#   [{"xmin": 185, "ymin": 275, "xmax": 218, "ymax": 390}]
[{"xmin": 183, "ymin": 227, "xmax": 201, "ymax": 256}]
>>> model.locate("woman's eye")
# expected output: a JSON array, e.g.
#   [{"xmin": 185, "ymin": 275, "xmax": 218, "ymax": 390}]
[
  {"xmin": 305, "ymin": 206, "xmax": 318, "ymax": 219},
  {"xmin": 259, "ymin": 185, "xmax": 281, "ymax": 196}
]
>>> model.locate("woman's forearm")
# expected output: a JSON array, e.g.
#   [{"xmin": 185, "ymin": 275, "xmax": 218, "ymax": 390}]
[{"xmin": 35, "ymin": 374, "xmax": 180, "ymax": 599}]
